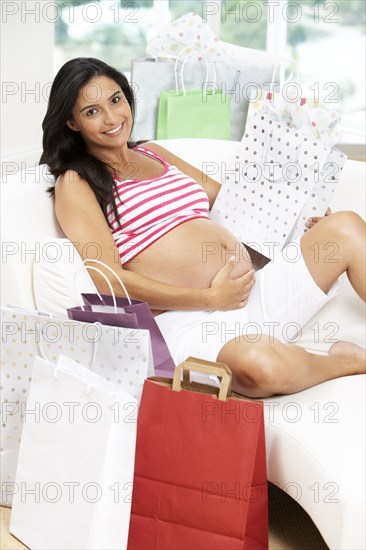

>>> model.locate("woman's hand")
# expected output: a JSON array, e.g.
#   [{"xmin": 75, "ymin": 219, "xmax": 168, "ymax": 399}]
[
  {"xmin": 207, "ymin": 258, "xmax": 256, "ymax": 310},
  {"xmin": 305, "ymin": 207, "xmax": 332, "ymax": 229}
]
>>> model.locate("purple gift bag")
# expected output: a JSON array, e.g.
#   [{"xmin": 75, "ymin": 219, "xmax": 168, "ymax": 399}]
[
  {"xmin": 81, "ymin": 294, "xmax": 175, "ymax": 378},
  {"xmin": 67, "ymin": 260, "xmax": 175, "ymax": 378},
  {"xmin": 66, "ymin": 303, "xmax": 139, "ymax": 329}
]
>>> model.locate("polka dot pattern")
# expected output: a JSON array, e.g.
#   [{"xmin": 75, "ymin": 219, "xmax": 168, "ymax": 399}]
[
  {"xmin": 210, "ymin": 113, "xmax": 344, "ymax": 259},
  {"xmin": 0, "ymin": 308, "xmax": 151, "ymax": 504},
  {"xmin": 93, "ymin": 326, "xmax": 151, "ymax": 401},
  {"xmin": 292, "ymin": 147, "xmax": 347, "ymax": 238},
  {"xmin": 147, "ymin": 12, "xmax": 227, "ymax": 62}
]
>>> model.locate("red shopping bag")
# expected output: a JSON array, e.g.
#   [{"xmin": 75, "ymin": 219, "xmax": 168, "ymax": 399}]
[{"xmin": 127, "ymin": 357, "xmax": 268, "ymax": 550}]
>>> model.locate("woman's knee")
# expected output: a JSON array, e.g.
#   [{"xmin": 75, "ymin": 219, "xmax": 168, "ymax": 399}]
[
  {"xmin": 320, "ymin": 210, "xmax": 364, "ymax": 242},
  {"xmin": 218, "ymin": 339, "xmax": 287, "ymax": 395},
  {"xmin": 301, "ymin": 210, "xmax": 365, "ymax": 276}
]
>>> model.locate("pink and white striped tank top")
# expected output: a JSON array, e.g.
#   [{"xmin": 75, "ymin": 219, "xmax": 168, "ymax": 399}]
[{"xmin": 108, "ymin": 146, "xmax": 210, "ymax": 264}]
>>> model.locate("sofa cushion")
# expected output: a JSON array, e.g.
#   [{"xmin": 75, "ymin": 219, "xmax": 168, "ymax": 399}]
[
  {"xmin": 1, "ymin": 165, "xmax": 64, "ymax": 309},
  {"xmin": 33, "ymin": 238, "xmax": 96, "ymax": 318}
]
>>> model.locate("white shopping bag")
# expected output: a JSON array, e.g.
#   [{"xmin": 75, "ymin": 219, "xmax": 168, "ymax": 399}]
[
  {"xmin": 10, "ymin": 355, "xmax": 137, "ymax": 550},
  {"xmin": 210, "ymin": 112, "xmax": 332, "ymax": 260},
  {"xmin": 0, "ymin": 306, "xmax": 152, "ymax": 506}
]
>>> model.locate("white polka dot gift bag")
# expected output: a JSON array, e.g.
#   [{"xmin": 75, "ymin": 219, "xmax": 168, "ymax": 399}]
[
  {"xmin": 287, "ymin": 108, "xmax": 347, "ymax": 240},
  {"xmin": 210, "ymin": 110, "xmax": 347, "ymax": 260},
  {"xmin": 246, "ymin": 65, "xmax": 347, "ymax": 241},
  {"xmin": 0, "ymin": 305, "xmax": 152, "ymax": 507}
]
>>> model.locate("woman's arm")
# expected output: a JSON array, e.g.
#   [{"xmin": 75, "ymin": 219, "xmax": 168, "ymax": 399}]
[
  {"xmin": 55, "ymin": 170, "xmax": 252, "ymax": 311},
  {"xmin": 146, "ymin": 143, "xmax": 334, "ymax": 232},
  {"xmin": 142, "ymin": 142, "xmax": 222, "ymax": 209}
]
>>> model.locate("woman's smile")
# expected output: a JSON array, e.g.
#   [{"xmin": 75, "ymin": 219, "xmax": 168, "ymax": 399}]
[{"xmin": 103, "ymin": 122, "xmax": 124, "ymax": 136}]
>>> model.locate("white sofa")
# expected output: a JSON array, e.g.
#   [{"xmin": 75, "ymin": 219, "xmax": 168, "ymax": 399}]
[{"xmin": 1, "ymin": 139, "xmax": 365, "ymax": 550}]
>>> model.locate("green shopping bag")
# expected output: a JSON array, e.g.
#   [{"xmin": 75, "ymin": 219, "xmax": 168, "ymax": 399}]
[
  {"xmin": 157, "ymin": 88, "xmax": 231, "ymax": 140},
  {"xmin": 156, "ymin": 48, "xmax": 231, "ymax": 140}
]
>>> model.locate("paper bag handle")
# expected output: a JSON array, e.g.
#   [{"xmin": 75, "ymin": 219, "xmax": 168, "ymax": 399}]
[
  {"xmin": 172, "ymin": 357, "xmax": 232, "ymax": 401},
  {"xmin": 174, "ymin": 46, "xmax": 216, "ymax": 97},
  {"xmin": 83, "ymin": 259, "xmax": 132, "ymax": 305},
  {"xmin": 74, "ymin": 265, "xmax": 118, "ymax": 312}
]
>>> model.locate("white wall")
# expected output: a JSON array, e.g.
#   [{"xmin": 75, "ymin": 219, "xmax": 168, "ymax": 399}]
[{"xmin": 1, "ymin": 1, "xmax": 55, "ymax": 177}]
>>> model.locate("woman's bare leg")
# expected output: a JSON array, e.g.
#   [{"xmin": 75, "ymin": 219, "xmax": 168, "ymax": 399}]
[
  {"xmin": 300, "ymin": 211, "xmax": 366, "ymax": 301},
  {"xmin": 217, "ymin": 335, "xmax": 366, "ymax": 398},
  {"xmin": 216, "ymin": 211, "xmax": 366, "ymax": 398}
]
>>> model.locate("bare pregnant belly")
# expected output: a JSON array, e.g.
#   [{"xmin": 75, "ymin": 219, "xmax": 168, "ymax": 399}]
[{"xmin": 123, "ymin": 218, "xmax": 252, "ymax": 308}]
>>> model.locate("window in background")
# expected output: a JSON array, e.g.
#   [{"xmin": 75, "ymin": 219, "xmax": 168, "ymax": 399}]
[
  {"xmin": 285, "ymin": 0, "xmax": 365, "ymax": 143},
  {"xmin": 220, "ymin": 0, "xmax": 267, "ymax": 50},
  {"xmin": 54, "ymin": 0, "xmax": 154, "ymax": 75},
  {"xmin": 169, "ymin": 0, "xmax": 206, "ymax": 20},
  {"xmin": 218, "ymin": 0, "xmax": 365, "ymax": 144}
]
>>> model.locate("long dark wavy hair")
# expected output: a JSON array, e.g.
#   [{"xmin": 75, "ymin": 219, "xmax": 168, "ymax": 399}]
[{"xmin": 40, "ymin": 57, "xmax": 139, "ymax": 226}]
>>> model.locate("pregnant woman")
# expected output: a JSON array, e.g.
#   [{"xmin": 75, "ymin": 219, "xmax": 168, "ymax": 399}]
[{"xmin": 41, "ymin": 57, "xmax": 366, "ymax": 398}]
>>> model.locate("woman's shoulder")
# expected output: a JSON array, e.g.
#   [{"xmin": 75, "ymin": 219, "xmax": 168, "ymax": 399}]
[
  {"xmin": 55, "ymin": 169, "xmax": 95, "ymax": 202},
  {"xmin": 139, "ymin": 141, "xmax": 185, "ymax": 167},
  {"xmin": 56, "ymin": 168, "xmax": 83, "ymax": 186},
  {"xmin": 56, "ymin": 169, "xmax": 92, "ymax": 193},
  {"xmin": 140, "ymin": 141, "xmax": 171, "ymax": 156}
]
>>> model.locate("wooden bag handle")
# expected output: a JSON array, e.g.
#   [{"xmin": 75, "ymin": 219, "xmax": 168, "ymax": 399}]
[{"xmin": 172, "ymin": 357, "xmax": 232, "ymax": 402}]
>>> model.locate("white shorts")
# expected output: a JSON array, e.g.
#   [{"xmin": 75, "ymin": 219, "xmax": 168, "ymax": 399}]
[{"xmin": 155, "ymin": 238, "xmax": 339, "ymax": 366}]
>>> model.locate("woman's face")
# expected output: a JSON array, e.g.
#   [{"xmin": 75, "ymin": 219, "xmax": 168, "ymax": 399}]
[{"xmin": 66, "ymin": 75, "xmax": 132, "ymax": 153}]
